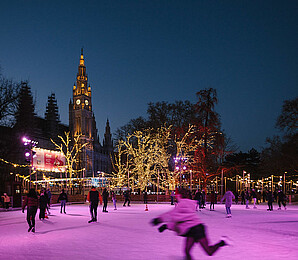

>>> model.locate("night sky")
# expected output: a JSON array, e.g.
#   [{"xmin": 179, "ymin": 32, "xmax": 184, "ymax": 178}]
[{"xmin": 1, "ymin": 1, "xmax": 297, "ymax": 152}]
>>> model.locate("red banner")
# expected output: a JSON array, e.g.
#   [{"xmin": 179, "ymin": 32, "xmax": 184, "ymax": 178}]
[{"xmin": 32, "ymin": 148, "xmax": 66, "ymax": 172}]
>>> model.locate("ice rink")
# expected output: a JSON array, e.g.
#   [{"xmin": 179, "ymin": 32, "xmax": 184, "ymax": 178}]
[{"xmin": 1, "ymin": 202, "xmax": 298, "ymax": 260}]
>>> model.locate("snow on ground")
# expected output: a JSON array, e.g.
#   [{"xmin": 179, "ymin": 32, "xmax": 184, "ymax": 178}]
[{"xmin": 0, "ymin": 202, "xmax": 298, "ymax": 260}]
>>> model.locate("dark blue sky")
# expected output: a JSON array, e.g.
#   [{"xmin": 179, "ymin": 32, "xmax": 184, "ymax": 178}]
[{"xmin": 1, "ymin": 1, "xmax": 297, "ymax": 151}]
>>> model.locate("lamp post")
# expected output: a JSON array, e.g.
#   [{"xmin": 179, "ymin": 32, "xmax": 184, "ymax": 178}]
[
  {"xmin": 284, "ymin": 172, "xmax": 287, "ymax": 193},
  {"xmin": 22, "ymin": 137, "xmax": 38, "ymax": 189}
]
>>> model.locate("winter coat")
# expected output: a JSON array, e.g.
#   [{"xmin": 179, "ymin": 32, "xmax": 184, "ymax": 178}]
[
  {"xmin": 158, "ymin": 198, "xmax": 202, "ymax": 236},
  {"xmin": 87, "ymin": 189, "xmax": 103, "ymax": 204},
  {"xmin": 220, "ymin": 191, "xmax": 235, "ymax": 207},
  {"xmin": 210, "ymin": 192, "xmax": 216, "ymax": 203},
  {"xmin": 39, "ymin": 194, "xmax": 48, "ymax": 209},
  {"xmin": 102, "ymin": 190, "xmax": 109, "ymax": 201},
  {"xmin": 22, "ymin": 196, "xmax": 38, "ymax": 210},
  {"xmin": 58, "ymin": 192, "xmax": 68, "ymax": 202},
  {"xmin": 277, "ymin": 191, "xmax": 286, "ymax": 201},
  {"xmin": 267, "ymin": 191, "xmax": 273, "ymax": 202}
]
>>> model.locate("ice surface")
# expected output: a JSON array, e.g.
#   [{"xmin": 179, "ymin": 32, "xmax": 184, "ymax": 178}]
[{"xmin": 0, "ymin": 203, "xmax": 298, "ymax": 260}]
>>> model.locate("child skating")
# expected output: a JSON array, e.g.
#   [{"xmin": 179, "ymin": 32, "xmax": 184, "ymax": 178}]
[
  {"xmin": 220, "ymin": 190, "xmax": 235, "ymax": 218},
  {"xmin": 151, "ymin": 188, "xmax": 230, "ymax": 260}
]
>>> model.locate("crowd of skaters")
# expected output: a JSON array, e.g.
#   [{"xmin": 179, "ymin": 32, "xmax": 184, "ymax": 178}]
[
  {"xmin": 18, "ymin": 185, "xmax": 289, "ymax": 234},
  {"xmin": 20, "ymin": 186, "xmax": 135, "ymax": 232}
]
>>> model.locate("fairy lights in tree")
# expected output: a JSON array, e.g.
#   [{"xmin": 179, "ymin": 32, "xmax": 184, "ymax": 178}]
[{"xmin": 51, "ymin": 132, "xmax": 87, "ymax": 189}]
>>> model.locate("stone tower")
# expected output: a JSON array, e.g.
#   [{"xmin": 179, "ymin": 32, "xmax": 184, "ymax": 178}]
[{"xmin": 69, "ymin": 49, "xmax": 94, "ymax": 176}]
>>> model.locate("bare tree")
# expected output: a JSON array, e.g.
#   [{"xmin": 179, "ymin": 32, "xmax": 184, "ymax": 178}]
[{"xmin": 0, "ymin": 70, "xmax": 20, "ymax": 126}]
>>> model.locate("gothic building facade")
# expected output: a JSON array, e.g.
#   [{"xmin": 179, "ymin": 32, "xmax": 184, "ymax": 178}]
[{"xmin": 69, "ymin": 49, "xmax": 113, "ymax": 177}]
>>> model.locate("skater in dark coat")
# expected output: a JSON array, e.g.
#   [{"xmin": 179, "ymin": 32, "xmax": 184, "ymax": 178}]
[
  {"xmin": 57, "ymin": 189, "xmax": 68, "ymax": 214},
  {"xmin": 267, "ymin": 190, "xmax": 273, "ymax": 211},
  {"xmin": 143, "ymin": 190, "xmax": 148, "ymax": 204},
  {"xmin": 277, "ymin": 190, "xmax": 287, "ymax": 210},
  {"xmin": 234, "ymin": 191, "xmax": 239, "ymax": 205},
  {"xmin": 151, "ymin": 188, "xmax": 229, "ymax": 260},
  {"xmin": 22, "ymin": 188, "xmax": 38, "ymax": 232},
  {"xmin": 39, "ymin": 190, "xmax": 48, "ymax": 220},
  {"xmin": 87, "ymin": 186, "xmax": 102, "ymax": 222},
  {"xmin": 102, "ymin": 188, "xmax": 109, "ymax": 212},
  {"xmin": 123, "ymin": 190, "xmax": 131, "ymax": 206},
  {"xmin": 194, "ymin": 189, "xmax": 202, "ymax": 211},
  {"xmin": 209, "ymin": 191, "xmax": 216, "ymax": 211}
]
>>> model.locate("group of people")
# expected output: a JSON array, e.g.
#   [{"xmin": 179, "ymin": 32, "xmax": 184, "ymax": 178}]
[
  {"xmin": 21, "ymin": 186, "xmax": 131, "ymax": 230},
  {"xmin": 22, "ymin": 188, "xmax": 56, "ymax": 232}
]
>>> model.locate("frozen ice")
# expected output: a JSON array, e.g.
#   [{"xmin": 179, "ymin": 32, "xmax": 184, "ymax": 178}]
[{"xmin": 0, "ymin": 203, "xmax": 298, "ymax": 259}]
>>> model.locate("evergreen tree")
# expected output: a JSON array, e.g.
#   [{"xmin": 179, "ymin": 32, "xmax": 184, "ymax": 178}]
[
  {"xmin": 14, "ymin": 81, "xmax": 36, "ymax": 135},
  {"xmin": 45, "ymin": 93, "xmax": 60, "ymax": 138}
]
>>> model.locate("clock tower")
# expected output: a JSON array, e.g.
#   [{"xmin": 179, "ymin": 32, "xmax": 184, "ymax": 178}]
[{"xmin": 69, "ymin": 49, "xmax": 94, "ymax": 175}]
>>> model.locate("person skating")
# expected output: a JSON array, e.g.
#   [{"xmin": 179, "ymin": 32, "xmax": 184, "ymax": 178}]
[
  {"xmin": 201, "ymin": 190, "xmax": 206, "ymax": 208},
  {"xmin": 277, "ymin": 190, "xmax": 287, "ymax": 210},
  {"xmin": 194, "ymin": 189, "xmax": 202, "ymax": 211},
  {"xmin": 46, "ymin": 188, "xmax": 52, "ymax": 208},
  {"xmin": 102, "ymin": 188, "xmax": 109, "ymax": 212},
  {"xmin": 267, "ymin": 190, "xmax": 273, "ymax": 211},
  {"xmin": 39, "ymin": 189, "xmax": 48, "ymax": 220},
  {"xmin": 111, "ymin": 191, "xmax": 117, "ymax": 210},
  {"xmin": 22, "ymin": 188, "xmax": 38, "ymax": 232},
  {"xmin": 170, "ymin": 190, "xmax": 175, "ymax": 205},
  {"xmin": 251, "ymin": 189, "xmax": 257, "ymax": 209},
  {"xmin": 151, "ymin": 188, "xmax": 229, "ymax": 260},
  {"xmin": 245, "ymin": 190, "xmax": 250, "ymax": 209},
  {"xmin": 209, "ymin": 191, "xmax": 216, "ymax": 211},
  {"xmin": 123, "ymin": 190, "xmax": 131, "ymax": 207},
  {"xmin": 143, "ymin": 190, "xmax": 148, "ymax": 204},
  {"xmin": 1, "ymin": 193, "xmax": 10, "ymax": 210},
  {"xmin": 234, "ymin": 191, "xmax": 239, "ymax": 205},
  {"xmin": 87, "ymin": 186, "xmax": 102, "ymax": 222},
  {"xmin": 220, "ymin": 190, "xmax": 235, "ymax": 218},
  {"xmin": 57, "ymin": 189, "xmax": 68, "ymax": 214}
]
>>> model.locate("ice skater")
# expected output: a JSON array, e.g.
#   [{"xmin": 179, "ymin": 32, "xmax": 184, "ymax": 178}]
[
  {"xmin": 220, "ymin": 190, "xmax": 235, "ymax": 218},
  {"xmin": 194, "ymin": 189, "xmax": 202, "ymax": 211},
  {"xmin": 111, "ymin": 191, "xmax": 117, "ymax": 210},
  {"xmin": 209, "ymin": 190, "xmax": 216, "ymax": 211},
  {"xmin": 123, "ymin": 190, "xmax": 131, "ymax": 206},
  {"xmin": 266, "ymin": 190, "xmax": 273, "ymax": 211},
  {"xmin": 245, "ymin": 190, "xmax": 250, "ymax": 209},
  {"xmin": 151, "ymin": 188, "xmax": 230, "ymax": 260},
  {"xmin": 170, "ymin": 190, "xmax": 175, "ymax": 205},
  {"xmin": 1, "ymin": 193, "xmax": 10, "ymax": 210},
  {"xmin": 143, "ymin": 190, "xmax": 148, "ymax": 204},
  {"xmin": 251, "ymin": 189, "xmax": 257, "ymax": 209},
  {"xmin": 277, "ymin": 190, "xmax": 287, "ymax": 210},
  {"xmin": 39, "ymin": 189, "xmax": 48, "ymax": 220},
  {"xmin": 22, "ymin": 188, "xmax": 38, "ymax": 232},
  {"xmin": 87, "ymin": 186, "xmax": 102, "ymax": 222},
  {"xmin": 57, "ymin": 189, "xmax": 68, "ymax": 214},
  {"xmin": 102, "ymin": 188, "xmax": 109, "ymax": 212}
]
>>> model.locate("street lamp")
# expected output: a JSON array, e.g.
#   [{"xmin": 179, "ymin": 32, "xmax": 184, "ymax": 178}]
[{"xmin": 22, "ymin": 137, "xmax": 38, "ymax": 188}]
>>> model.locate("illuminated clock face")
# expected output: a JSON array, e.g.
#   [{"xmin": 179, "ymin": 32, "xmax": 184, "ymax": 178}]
[
  {"xmin": 85, "ymin": 100, "xmax": 89, "ymax": 106},
  {"xmin": 76, "ymin": 99, "xmax": 81, "ymax": 105}
]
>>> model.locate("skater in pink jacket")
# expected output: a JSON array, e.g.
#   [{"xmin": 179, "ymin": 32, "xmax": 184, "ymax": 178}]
[{"xmin": 151, "ymin": 188, "xmax": 229, "ymax": 260}]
